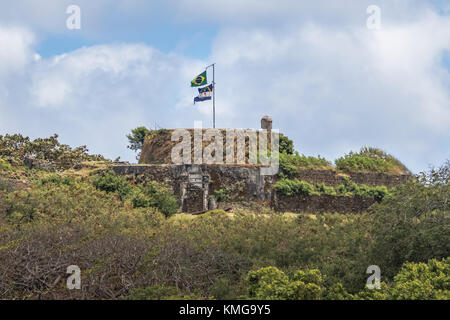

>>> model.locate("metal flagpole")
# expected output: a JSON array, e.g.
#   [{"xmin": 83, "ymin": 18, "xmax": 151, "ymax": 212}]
[{"xmin": 206, "ymin": 63, "xmax": 216, "ymax": 128}]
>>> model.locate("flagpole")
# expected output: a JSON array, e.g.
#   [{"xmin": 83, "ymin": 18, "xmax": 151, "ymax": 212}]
[{"xmin": 206, "ymin": 63, "xmax": 216, "ymax": 128}]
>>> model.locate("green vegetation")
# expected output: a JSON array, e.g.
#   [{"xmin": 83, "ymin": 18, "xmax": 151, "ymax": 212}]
[
  {"xmin": 279, "ymin": 152, "xmax": 333, "ymax": 179},
  {"xmin": 126, "ymin": 126, "xmax": 151, "ymax": 153},
  {"xmin": 274, "ymin": 179, "xmax": 315, "ymax": 196},
  {"xmin": 0, "ymin": 161, "xmax": 448, "ymax": 298},
  {"xmin": 0, "ymin": 158, "xmax": 12, "ymax": 172},
  {"xmin": 0, "ymin": 133, "xmax": 105, "ymax": 169},
  {"xmin": 279, "ymin": 146, "xmax": 408, "ymax": 178},
  {"xmin": 335, "ymin": 147, "xmax": 410, "ymax": 174},
  {"xmin": 246, "ymin": 267, "xmax": 324, "ymax": 300},
  {"xmin": 279, "ymin": 135, "xmax": 294, "ymax": 155},
  {"xmin": 93, "ymin": 172, "xmax": 178, "ymax": 217},
  {"xmin": 214, "ymin": 181, "xmax": 245, "ymax": 202},
  {"xmin": 369, "ymin": 161, "xmax": 450, "ymax": 279},
  {"xmin": 247, "ymin": 258, "xmax": 450, "ymax": 300},
  {"xmin": 0, "ymin": 133, "xmax": 448, "ymax": 300},
  {"xmin": 275, "ymin": 178, "xmax": 390, "ymax": 202}
]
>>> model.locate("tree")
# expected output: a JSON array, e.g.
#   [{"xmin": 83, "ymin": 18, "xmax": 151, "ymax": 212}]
[
  {"xmin": 369, "ymin": 160, "xmax": 450, "ymax": 279},
  {"xmin": 127, "ymin": 126, "xmax": 150, "ymax": 154},
  {"xmin": 279, "ymin": 135, "xmax": 294, "ymax": 155}
]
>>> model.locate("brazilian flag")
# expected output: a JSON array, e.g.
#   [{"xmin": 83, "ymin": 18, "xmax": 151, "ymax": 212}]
[{"xmin": 191, "ymin": 71, "xmax": 207, "ymax": 87}]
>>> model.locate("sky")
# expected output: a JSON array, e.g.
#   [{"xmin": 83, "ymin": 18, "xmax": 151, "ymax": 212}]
[{"xmin": 0, "ymin": 0, "xmax": 449, "ymax": 173}]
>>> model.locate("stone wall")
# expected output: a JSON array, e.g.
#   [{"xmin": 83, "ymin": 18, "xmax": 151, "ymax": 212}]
[
  {"xmin": 112, "ymin": 164, "xmax": 273, "ymax": 213},
  {"xmin": 110, "ymin": 164, "xmax": 410, "ymax": 214},
  {"xmin": 295, "ymin": 169, "xmax": 410, "ymax": 188},
  {"xmin": 273, "ymin": 194, "xmax": 377, "ymax": 214}
]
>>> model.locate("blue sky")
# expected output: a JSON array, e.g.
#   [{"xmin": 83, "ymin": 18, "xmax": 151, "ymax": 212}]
[{"xmin": 0, "ymin": 0, "xmax": 449, "ymax": 172}]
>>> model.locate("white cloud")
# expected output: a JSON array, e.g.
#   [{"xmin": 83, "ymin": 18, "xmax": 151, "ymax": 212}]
[
  {"xmin": 0, "ymin": 26, "xmax": 34, "ymax": 76},
  {"xmin": 0, "ymin": 4, "xmax": 449, "ymax": 172},
  {"xmin": 0, "ymin": 27, "xmax": 208, "ymax": 161},
  {"xmin": 206, "ymin": 11, "xmax": 450, "ymax": 171}
]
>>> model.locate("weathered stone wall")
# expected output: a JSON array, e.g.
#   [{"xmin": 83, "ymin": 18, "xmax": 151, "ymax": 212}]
[
  {"xmin": 295, "ymin": 169, "xmax": 410, "ymax": 188},
  {"xmin": 112, "ymin": 164, "xmax": 273, "ymax": 213},
  {"xmin": 273, "ymin": 194, "xmax": 377, "ymax": 214},
  {"xmin": 110, "ymin": 164, "xmax": 409, "ymax": 214}
]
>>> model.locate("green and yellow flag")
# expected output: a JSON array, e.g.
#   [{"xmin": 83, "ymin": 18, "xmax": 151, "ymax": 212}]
[{"xmin": 191, "ymin": 71, "xmax": 207, "ymax": 87}]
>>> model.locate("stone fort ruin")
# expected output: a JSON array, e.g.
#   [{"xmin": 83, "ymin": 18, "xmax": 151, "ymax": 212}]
[{"xmin": 110, "ymin": 116, "xmax": 411, "ymax": 214}]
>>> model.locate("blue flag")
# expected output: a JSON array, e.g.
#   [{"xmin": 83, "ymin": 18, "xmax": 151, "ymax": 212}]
[{"xmin": 194, "ymin": 84, "xmax": 213, "ymax": 104}]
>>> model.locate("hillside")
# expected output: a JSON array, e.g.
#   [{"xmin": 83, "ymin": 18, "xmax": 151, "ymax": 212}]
[{"xmin": 0, "ymin": 133, "xmax": 449, "ymax": 300}]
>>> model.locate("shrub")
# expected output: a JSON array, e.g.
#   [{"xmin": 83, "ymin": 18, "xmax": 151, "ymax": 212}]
[
  {"xmin": 92, "ymin": 172, "xmax": 134, "ymax": 201},
  {"xmin": 335, "ymin": 147, "xmax": 410, "ymax": 174},
  {"xmin": 316, "ymin": 183, "xmax": 336, "ymax": 195},
  {"xmin": 142, "ymin": 181, "xmax": 178, "ymax": 217},
  {"xmin": 39, "ymin": 174, "xmax": 75, "ymax": 187},
  {"xmin": 277, "ymin": 178, "xmax": 389, "ymax": 201},
  {"xmin": 279, "ymin": 152, "xmax": 332, "ymax": 179},
  {"xmin": 214, "ymin": 182, "xmax": 245, "ymax": 202},
  {"xmin": 246, "ymin": 267, "xmax": 324, "ymax": 300},
  {"xmin": 93, "ymin": 173, "xmax": 178, "ymax": 217},
  {"xmin": 369, "ymin": 186, "xmax": 389, "ymax": 202},
  {"xmin": 210, "ymin": 278, "xmax": 233, "ymax": 300},
  {"xmin": 275, "ymin": 179, "xmax": 314, "ymax": 196}
]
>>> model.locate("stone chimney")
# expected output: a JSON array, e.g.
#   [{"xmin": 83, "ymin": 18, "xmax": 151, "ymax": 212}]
[{"xmin": 261, "ymin": 115, "xmax": 272, "ymax": 131}]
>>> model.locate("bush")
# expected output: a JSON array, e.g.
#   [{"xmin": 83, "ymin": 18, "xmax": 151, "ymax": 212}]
[
  {"xmin": 275, "ymin": 179, "xmax": 314, "ymax": 196},
  {"xmin": 93, "ymin": 172, "xmax": 134, "ymax": 201},
  {"xmin": 368, "ymin": 186, "xmax": 389, "ymax": 202},
  {"xmin": 280, "ymin": 152, "xmax": 332, "ymax": 179},
  {"xmin": 316, "ymin": 183, "xmax": 336, "ymax": 195},
  {"xmin": 335, "ymin": 147, "xmax": 409, "ymax": 174},
  {"xmin": 277, "ymin": 178, "xmax": 390, "ymax": 202},
  {"xmin": 214, "ymin": 182, "xmax": 245, "ymax": 202},
  {"xmin": 39, "ymin": 174, "xmax": 75, "ymax": 187},
  {"xmin": 246, "ymin": 267, "xmax": 324, "ymax": 300},
  {"xmin": 93, "ymin": 173, "xmax": 178, "ymax": 217},
  {"xmin": 142, "ymin": 181, "xmax": 178, "ymax": 217}
]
